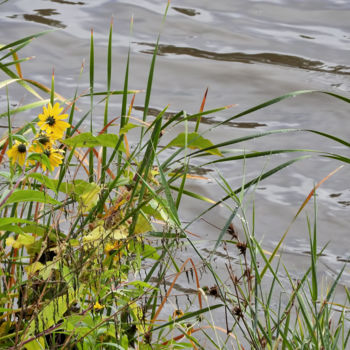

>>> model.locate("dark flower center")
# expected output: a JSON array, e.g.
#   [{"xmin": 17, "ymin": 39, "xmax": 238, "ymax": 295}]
[
  {"xmin": 46, "ymin": 116, "xmax": 55, "ymax": 126},
  {"xmin": 44, "ymin": 149, "xmax": 51, "ymax": 157},
  {"xmin": 38, "ymin": 136, "xmax": 50, "ymax": 145},
  {"xmin": 17, "ymin": 144, "xmax": 26, "ymax": 153}
]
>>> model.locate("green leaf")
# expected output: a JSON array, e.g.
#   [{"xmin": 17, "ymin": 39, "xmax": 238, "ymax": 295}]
[
  {"xmin": 62, "ymin": 132, "xmax": 100, "ymax": 147},
  {"xmin": 28, "ymin": 173, "xmax": 58, "ymax": 193},
  {"xmin": 127, "ymin": 281, "xmax": 155, "ymax": 289},
  {"xmin": 0, "ymin": 225, "xmax": 23, "ymax": 234},
  {"xmin": 96, "ymin": 133, "xmax": 124, "ymax": 149},
  {"xmin": 72, "ymin": 179, "xmax": 101, "ymax": 196},
  {"xmin": 141, "ymin": 243, "xmax": 160, "ymax": 260},
  {"xmin": 22, "ymin": 337, "xmax": 46, "ymax": 350},
  {"xmin": 119, "ymin": 123, "xmax": 140, "ymax": 135},
  {"xmin": 21, "ymin": 224, "xmax": 47, "ymax": 236},
  {"xmin": 2, "ymin": 190, "xmax": 61, "ymax": 207},
  {"xmin": 25, "ymin": 289, "xmax": 77, "ymax": 339},
  {"xmin": 0, "ymin": 217, "xmax": 37, "ymax": 229},
  {"xmin": 62, "ymin": 132, "xmax": 125, "ymax": 151},
  {"xmin": 12, "ymin": 134, "xmax": 28, "ymax": 143},
  {"xmin": 166, "ymin": 132, "xmax": 222, "ymax": 156}
]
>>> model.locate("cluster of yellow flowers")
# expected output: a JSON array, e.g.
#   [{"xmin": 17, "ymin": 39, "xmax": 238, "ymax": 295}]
[{"xmin": 7, "ymin": 102, "xmax": 70, "ymax": 172}]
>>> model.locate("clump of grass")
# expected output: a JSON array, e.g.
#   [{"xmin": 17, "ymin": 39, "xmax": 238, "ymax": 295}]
[{"xmin": 1, "ymin": 8, "xmax": 350, "ymax": 349}]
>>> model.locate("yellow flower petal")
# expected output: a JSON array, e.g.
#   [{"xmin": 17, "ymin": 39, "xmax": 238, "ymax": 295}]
[
  {"xmin": 6, "ymin": 141, "xmax": 27, "ymax": 167},
  {"xmin": 94, "ymin": 301, "xmax": 104, "ymax": 310},
  {"xmin": 37, "ymin": 102, "xmax": 70, "ymax": 139}
]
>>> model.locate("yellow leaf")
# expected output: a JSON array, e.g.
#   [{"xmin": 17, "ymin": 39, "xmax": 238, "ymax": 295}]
[
  {"xmin": 134, "ymin": 214, "xmax": 152, "ymax": 235},
  {"xmin": 6, "ymin": 236, "xmax": 22, "ymax": 249},
  {"xmin": 110, "ymin": 225, "xmax": 128, "ymax": 240},
  {"xmin": 83, "ymin": 225, "xmax": 106, "ymax": 244},
  {"xmin": 17, "ymin": 233, "xmax": 35, "ymax": 246},
  {"xmin": 26, "ymin": 262, "xmax": 44, "ymax": 275},
  {"xmin": 78, "ymin": 183, "xmax": 101, "ymax": 213}
]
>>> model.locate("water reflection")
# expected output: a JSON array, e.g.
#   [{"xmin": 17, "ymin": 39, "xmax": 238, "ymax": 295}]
[
  {"xmin": 49, "ymin": 0, "xmax": 85, "ymax": 4},
  {"xmin": 23, "ymin": 12, "xmax": 66, "ymax": 29},
  {"xmin": 172, "ymin": 7, "xmax": 200, "ymax": 17},
  {"xmin": 134, "ymin": 106, "xmax": 267, "ymax": 129},
  {"xmin": 137, "ymin": 43, "xmax": 350, "ymax": 76}
]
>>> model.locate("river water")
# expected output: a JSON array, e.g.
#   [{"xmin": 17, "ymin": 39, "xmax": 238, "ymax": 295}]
[{"xmin": 1, "ymin": 0, "xmax": 350, "ymax": 328}]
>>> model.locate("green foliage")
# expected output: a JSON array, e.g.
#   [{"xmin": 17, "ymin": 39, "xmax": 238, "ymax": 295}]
[{"xmin": 0, "ymin": 12, "xmax": 349, "ymax": 350}]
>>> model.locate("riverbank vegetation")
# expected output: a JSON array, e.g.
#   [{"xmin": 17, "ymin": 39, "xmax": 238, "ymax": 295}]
[{"xmin": 1, "ymin": 9, "xmax": 350, "ymax": 350}]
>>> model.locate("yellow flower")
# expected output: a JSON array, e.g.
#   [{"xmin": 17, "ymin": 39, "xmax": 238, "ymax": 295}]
[
  {"xmin": 7, "ymin": 141, "xmax": 28, "ymax": 167},
  {"xmin": 94, "ymin": 301, "xmax": 104, "ymax": 310},
  {"xmin": 41, "ymin": 148, "xmax": 64, "ymax": 172},
  {"xmin": 37, "ymin": 102, "xmax": 70, "ymax": 140},
  {"xmin": 30, "ymin": 132, "xmax": 55, "ymax": 153},
  {"xmin": 173, "ymin": 309, "xmax": 184, "ymax": 319},
  {"xmin": 104, "ymin": 241, "xmax": 123, "ymax": 261}
]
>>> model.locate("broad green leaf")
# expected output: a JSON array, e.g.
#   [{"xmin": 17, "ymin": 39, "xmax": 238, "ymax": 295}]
[
  {"xmin": 62, "ymin": 132, "xmax": 125, "ymax": 151},
  {"xmin": 141, "ymin": 243, "xmax": 160, "ymax": 260},
  {"xmin": 127, "ymin": 280, "xmax": 155, "ymax": 289},
  {"xmin": 119, "ymin": 123, "xmax": 140, "ymax": 135},
  {"xmin": 12, "ymin": 134, "xmax": 28, "ymax": 143},
  {"xmin": 3, "ymin": 190, "xmax": 60, "ymax": 207},
  {"xmin": 22, "ymin": 337, "xmax": 45, "ymax": 350},
  {"xmin": 0, "ymin": 225, "xmax": 23, "ymax": 234},
  {"xmin": 25, "ymin": 289, "xmax": 77, "ymax": 338},
  {"xmin": 29, "ymin": 176, "xmax": 103, "ymax": 199},
  {"xmin": 95, "ymin": 133, "xmax": 119, "ymax": 147},
  {"xmin": 21, "ymin": 224, "xmax": 47, "ymax": 236},
  {"xmin": 166, "ymin": 132, "xmax": 222, "ymax": 156},
  {"xmin": 62, "ymin": 132, "xmax": 99, "ymax": 147},
  {"xmin": 28, "ymin": 173, "xmax": 58, "ymax": 193}
]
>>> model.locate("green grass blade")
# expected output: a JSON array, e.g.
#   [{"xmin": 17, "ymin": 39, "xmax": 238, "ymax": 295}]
[
  {"xmin": 0, "ymin": 30, "xmax": 52, "ymax": 52},
  {"xmin": 0, "ymin": 99, "xmax": 50, "ymax": 119},
  {"xmin": 149, "ymin": 304, "xmax": 224, "ymax": 332},
  {"xmin": 89, "ymin": 29, "xmax": 94, "ymax": 183},
  {"xmin": 0, "ymin": 65, "xmax": 43, "ymax": 100}
]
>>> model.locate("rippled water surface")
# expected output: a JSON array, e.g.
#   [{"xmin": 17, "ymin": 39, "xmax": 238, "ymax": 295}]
[{"xmin": 1, "ymin": 0, "xmax": 350, "ymax": 292}]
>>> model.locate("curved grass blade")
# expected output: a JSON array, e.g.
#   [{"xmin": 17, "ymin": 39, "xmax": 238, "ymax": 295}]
[
  {"xmin": 149, "ymin": 304, "xmax": 224, "ymax": 333},
  {"xmin": 0, "ymin": 30, "xmax": 52, "ymax": 53},
  {"xmin": 0, "ymin": 78, "xmax": 19, "ymax": 89},
  {"xmin": 260, "ymin": 165, "xmax": 343, "ymax": 279},
  {"xmin": 0, "ymin": 99, "xmax": 50, "ymax": 119},
  {"xmin": 203, "ymin": 149, "xmax": 316, "ymax": 166},
  {"xmin": 0, "ymin": 65, "xmax": 43, "ymax": 100},
  {"xmin": 184, "ymin": 155, "xmax": 310, "ymax": 228}
]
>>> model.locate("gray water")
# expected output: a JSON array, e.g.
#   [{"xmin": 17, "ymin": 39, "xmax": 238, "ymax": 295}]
[{"xmin": 1, "ymin": 0, "xmax": 350, "ymax": 315}]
